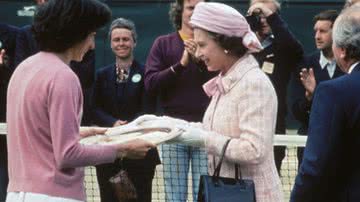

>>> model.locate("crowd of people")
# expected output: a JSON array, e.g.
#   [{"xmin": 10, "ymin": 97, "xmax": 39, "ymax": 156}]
[{"xmin": 0, "ymin": 0, "xmax": 360, "ymax": 202}]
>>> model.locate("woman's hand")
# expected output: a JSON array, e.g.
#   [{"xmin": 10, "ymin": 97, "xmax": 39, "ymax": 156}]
[
  {"xmin": 116, "ymin": 139, "xmax": 155, "ymax": 159},
  {"xmin": 80, "ymin": 126, "xmax": 108, "ymax": 138},
  {"xmin": 166, "ymin": 124, "xmax": 208, "ymax": 147},
  {"xmin": 113, "ymin": 120, "xmax": 128, "ymax": 127}
]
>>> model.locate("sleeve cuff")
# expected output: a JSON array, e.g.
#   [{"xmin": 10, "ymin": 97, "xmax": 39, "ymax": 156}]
[{"xmin": 205, "ymin": 133, "xmax": 231, "ymax": 157}]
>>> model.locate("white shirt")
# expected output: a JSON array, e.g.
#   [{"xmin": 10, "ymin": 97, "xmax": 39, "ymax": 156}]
[
  {"xmin": 348, "ymin": 62, "xmax": 360, "ymax": 74},
  {"xmin": 319, "ymin": 51, "xmax": 337, "ymax": 78},
  {"xmin": 6, "ymin": 192, "xmax": 83, "ymax": 202}
]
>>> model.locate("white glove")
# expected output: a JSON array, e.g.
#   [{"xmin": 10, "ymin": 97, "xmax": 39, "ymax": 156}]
[
  {"xmin": 130, "ymin": 114, "xmax": 162, "ymax": 127},
  {"xmin": 131, "ymin": 115, "xmax": 190, "ymax": 128},
  {"xmin": 161, "ymin": 116, "xmax": 189, "ymax": 127},
  {"xmin": 106, "ymin": 114, "xmax": 161, "ymax": 136},
  {"xmin": 167, "ymin": 124, "xmax": 209, "ymax": 147}
]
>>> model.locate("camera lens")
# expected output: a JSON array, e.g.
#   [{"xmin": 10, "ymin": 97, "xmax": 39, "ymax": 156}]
[{"xmin": 245, "ymin": 14, "xmax": 262, "ymax": 32}]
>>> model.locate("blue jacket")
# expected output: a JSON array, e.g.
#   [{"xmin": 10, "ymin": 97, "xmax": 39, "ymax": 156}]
[
  {"xmin": 291, "ymin": 63, "xmax": 360, "ymax": 202},
  {"xmin": 93, "ymin": 60, "xmax": 160, "ymax": 172},
  {"xmin": 93, "ymin": 60, "xmax": 156, "ymax": 126},
  {"xmin": 292, "ymin": 51, "xmax": 345, "ymax": 135}
]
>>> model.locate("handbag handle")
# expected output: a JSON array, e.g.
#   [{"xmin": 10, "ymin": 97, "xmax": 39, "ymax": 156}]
[{"xmin": 213, "ymin": 139, "xmax": 242, "ymax": 181}]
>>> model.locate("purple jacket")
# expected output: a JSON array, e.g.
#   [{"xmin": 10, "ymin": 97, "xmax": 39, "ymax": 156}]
[{"xmin": 145, "ymin": 32, "xmax": 216, "ymax": 122}]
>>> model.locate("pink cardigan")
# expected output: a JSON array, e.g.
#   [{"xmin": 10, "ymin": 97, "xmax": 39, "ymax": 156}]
[
  {"xmin": 6, "ymin": 52, "xmax": 117, "ymax": 201},
  {"xmin": 203, "ymin": 55, "xmax": 284, "ymax": 202}
]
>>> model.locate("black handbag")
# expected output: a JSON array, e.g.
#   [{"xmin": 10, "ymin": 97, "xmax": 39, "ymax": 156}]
[{"xmin": 198, "ymin": 139, "xmax": 256, "ymax": 202}]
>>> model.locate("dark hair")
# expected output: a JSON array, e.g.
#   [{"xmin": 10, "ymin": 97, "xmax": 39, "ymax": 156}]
[
  {"xmin": 169, "ymin": 0, "xmax": 208, "ymax": 30},
  {"xmin": 108, "ymin": 18, "xmax": 137, "ymax": 43},
  {"xmin": 32, "ymin": 0, "xmax": 111, "ymax": 52},
  {"xmin": 207, "ymin": 31, "xmax": 248, "ymax": 58},
  {"xmin": 313, "ymin": 10, "xmax": 338, "ymax": 25}
]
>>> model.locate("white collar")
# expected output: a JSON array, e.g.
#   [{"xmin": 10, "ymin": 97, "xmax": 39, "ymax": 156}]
[
  {"xmin": 319, "ymin": 51, "xmax": 335, "ymax": 69},
  {"xmin": 348, "ymin": 61, "xmax": 360, "ymax": 74}
]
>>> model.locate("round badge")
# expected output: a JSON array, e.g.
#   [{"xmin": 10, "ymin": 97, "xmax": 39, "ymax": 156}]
[{"xmin": 131, "ymin": 74, "xmax": 142, "ymax": 83}]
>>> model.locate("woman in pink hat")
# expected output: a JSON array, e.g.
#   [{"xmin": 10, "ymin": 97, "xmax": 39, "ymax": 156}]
[
  {"xmin": 136, "ymin": 2, "xmax": 284, "ymax": 201},
  {"xmin": 188, "ymin": 2, "xmax": 283, "ymax": 201}
]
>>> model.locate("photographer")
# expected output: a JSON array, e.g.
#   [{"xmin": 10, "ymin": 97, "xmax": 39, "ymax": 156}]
[{"xmin": 247, "ymin": 0, "xmax": 304, "ymax": 174}]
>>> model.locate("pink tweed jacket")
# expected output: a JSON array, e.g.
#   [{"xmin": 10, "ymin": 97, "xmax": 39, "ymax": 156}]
[{"xmin": 202, "ymin": 54, "xmax": 284, "ymax": 202}]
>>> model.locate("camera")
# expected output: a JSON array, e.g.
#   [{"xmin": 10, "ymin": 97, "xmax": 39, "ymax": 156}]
[{"xmin": 245, "ymin": 14, "xmax": 262, "ymax": 32}]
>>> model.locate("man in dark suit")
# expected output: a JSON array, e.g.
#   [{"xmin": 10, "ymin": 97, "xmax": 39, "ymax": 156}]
[
  {"xmin": 292, "ymin": 10, "xmax": 345, "ymax": 166},
  {"xmin": 291, "ymin": 5, "xmax": 360, "ymax": 202},
  {"xmin": 0, "ymin": 23, "xmax": 18, "ymax": 202},
  {"xmin": 247, "ymin": 0, "xmax": 304, "ymax": 173}
]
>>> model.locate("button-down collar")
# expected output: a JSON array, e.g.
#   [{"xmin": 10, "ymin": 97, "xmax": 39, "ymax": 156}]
[{"xmin": 319, "ymin": 51, "xmax": 336, "ymax": 78}]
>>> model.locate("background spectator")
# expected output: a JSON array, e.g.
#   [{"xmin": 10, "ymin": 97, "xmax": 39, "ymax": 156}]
[
  {"xmin": 291, "ymin": 10, "xmax": 344, "ymax": 167},
  {"xmin": 93, "ymin": 18, "xmax": 160, "ymax": 202},
  {"xmin": 144, "ymin": 0, "xmax": 216, "ymax": 200},
  {"xmin": 248, "ymin": 0, "xmax": 304, "ymax": 174}
]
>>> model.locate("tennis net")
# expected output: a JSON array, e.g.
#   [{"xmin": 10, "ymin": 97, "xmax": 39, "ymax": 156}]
[{"xmin": 0, "ymin": 123, "xmax": 306, "ymax": 201}]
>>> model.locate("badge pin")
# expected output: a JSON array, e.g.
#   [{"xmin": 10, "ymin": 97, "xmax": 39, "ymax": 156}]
[
  {"xmin": 262, "ymin": 61, "xmax": 275, "ymax": 74},
  {"xmin": 132, "ymin": 74, "xmax": 142, "ymax": 83}
]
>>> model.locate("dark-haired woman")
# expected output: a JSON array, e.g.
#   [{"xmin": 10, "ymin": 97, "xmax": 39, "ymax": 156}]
[{"xmin": 5, "ymin": 1, "xmax": 154, "ymax": 201}]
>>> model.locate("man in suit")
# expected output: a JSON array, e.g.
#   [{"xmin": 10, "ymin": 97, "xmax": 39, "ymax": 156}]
[
  {"xmin": 292, "ymin": 10, "xmax": 344, "ymax": 166},
  {"xmin": 291, "ymin": 5, "xmax": 360, "ymax": 202},
  {"xmin": 247, "ymin": 0, "xmax": 304, "ymax": 174},
  {"xmin": 0, "ymin": 23, "xmax": 18, "ymax": 202},
  {"xmin": 14, "ymin": 0, "xmax": 95, "ymax": 126}
]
